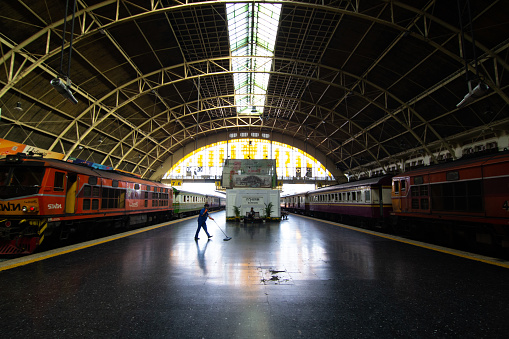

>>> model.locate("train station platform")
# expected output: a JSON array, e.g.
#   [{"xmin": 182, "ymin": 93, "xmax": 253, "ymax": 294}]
[{"xmin": 1, "ymin": 211, "xmax": 509, "ymax": 338}]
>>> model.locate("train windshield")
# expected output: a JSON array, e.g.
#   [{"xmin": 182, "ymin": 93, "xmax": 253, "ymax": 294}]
[{"xmin": 0, "ymin": 166, "xmax": 45, "ymax": 199}]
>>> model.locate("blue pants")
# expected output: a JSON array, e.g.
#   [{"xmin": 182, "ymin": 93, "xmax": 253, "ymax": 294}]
[{"xmin": 195, "ymin": 221, "xmax": 211, "ymax": 238}]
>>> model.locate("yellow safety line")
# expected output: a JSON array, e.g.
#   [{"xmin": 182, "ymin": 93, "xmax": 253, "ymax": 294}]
[
  {"xmin": 2, "ymin": 211, "xmax": 507, "ymax": 270},
  {"xmin": 0, "ymin": 214, "xmax": 199, "ymax": 272},
  {"xmin": 297, "ymin": 214, "xmax": 509, "ymax": 269}
]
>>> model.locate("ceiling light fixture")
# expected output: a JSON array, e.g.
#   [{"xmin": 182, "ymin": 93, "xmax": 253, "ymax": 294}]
[
  {"xmin": 51, "ymin": 0, "xmax": 78, "ymax": 105},
  {"xmin": 456, "ymin": 81, "xmax": 489, "ymax": 108},
  {"xmin": 14, "ymin": 101, "xmax": 23, "ymax": 112}
]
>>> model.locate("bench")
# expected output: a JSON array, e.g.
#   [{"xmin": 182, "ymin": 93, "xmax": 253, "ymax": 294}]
[{"xmin": 245, "ymin": 211, "xmax": 261, "ymax": 222}]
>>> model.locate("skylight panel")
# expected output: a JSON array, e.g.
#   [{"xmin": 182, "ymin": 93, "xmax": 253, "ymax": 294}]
[{"xmin": 227, "ymin": 2, "xmax": 281, "ymax": 116}]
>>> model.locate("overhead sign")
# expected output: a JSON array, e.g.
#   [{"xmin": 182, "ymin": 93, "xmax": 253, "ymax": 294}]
[
  {"xmin": 171, "ymin": 179, "xmax": 183, "ymax": 187},
  {"xmin": 222, "ymin": 159, "xmax": 276, "ymax": 188}
]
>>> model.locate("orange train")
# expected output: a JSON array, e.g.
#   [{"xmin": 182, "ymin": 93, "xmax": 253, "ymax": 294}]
[
  {"xmin": 0, "ymin": 153, "xmax": 223, "ymax": 255},
  {"xmin": 391, "ymin": 150, "xmax": 509, "ymax": 249}
]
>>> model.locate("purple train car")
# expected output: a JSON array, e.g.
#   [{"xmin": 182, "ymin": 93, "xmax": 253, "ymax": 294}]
[{"xmin": 282, "ymin": 176, "xmax": 393, "ymax": 227}]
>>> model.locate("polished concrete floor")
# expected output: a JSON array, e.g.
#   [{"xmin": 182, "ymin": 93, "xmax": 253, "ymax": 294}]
[{"xmin": 1, "ymin": 211, "xmax": 509, "ymax": 338}]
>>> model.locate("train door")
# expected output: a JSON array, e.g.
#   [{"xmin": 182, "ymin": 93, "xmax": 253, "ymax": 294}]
[{"xmin": 65, "ymin": 173, "xmax": 78, "ymax": 213}]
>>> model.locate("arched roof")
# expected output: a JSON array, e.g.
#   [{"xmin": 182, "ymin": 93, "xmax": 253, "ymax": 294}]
[{"xmin": 1, "ymin": 0, "xmax": 508, "ymax": 179}]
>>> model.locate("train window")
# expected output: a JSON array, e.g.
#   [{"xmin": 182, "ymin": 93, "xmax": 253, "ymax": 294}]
[
  {"xmin": 135, "ymin": 184, "xmax": 140, "ymax": 190},
  {"xmin": 431, "ymin": 180, "xmax": 483, "ymax": 212},
  {"xmin": 412, "ymin": 199, "xmax": 419, "ymax": 209},
  {"xmin": 145, "ymin": 191, "xmax": 149, "ymax": 199},
  {"xmin": 420, "ymin": 198, "xmax": 429, "ymax": 210},
  {"xmin": 401, "ymin": 180, "xmax": 406, "ymax": 191},
  {"xmin": 144, "ymin": 200, "xmax": 148, "ymax": 208},
  {"xmin": 414, "ymin": 176, "xmax": 423, "ymax": 185},
  {"xmin": 92, "ymin": 199, "xmax": 99, "ymax": 210},
  {"xmin": 352, "ymin": 192, "xmax": 356, "ymax": 201},
  {"xmin": 100, "ymin": 188, "xmax": 124, "ymax": 209},
  {"xmin": 394, "ymin": 180, "xmax": 400, "ymax": 194},
  {"xmin": 420, "ymin": 185, "xmax": 428, "ymax": 196},
  {"xmin": 446, "ymin": 171, "xmax": 459, "ymax": 181},
  {"xmin": 54, "ymin": 172, "xmax": 65, "ymax": 191},
  {"xmin": 357, "ymin": 191, "xmax": 361, "ymax": 201},
  {"xmin": 83, "ymin": 199, "xmax": 91, "ymax": 210},
  {"xmin": 347, "ymin": 192, "xmax": 351, "ymax": 201},
  {"xmin": 364, "ymin": 190, "xmax": 371, "ymax": 202},
  {"xmin": 101, "ymin": 188, "xmax": 108, "ymax": 208},
  {"xmin": 93, "ymin": 187, "xmax": 100, "ymax": 197},
  {"xmin": 154, "ymin": 186, "xmax": 157, "ymax": 192},
  {"xmin": 88, "ymin": 176, "xmax": 98, "ymax": 185},
  {"xmin": 411, "ymin": 186, "xmax": 419, "ymax": 196},
  {"xmin": 112, "ymin": 180, "xmax": 119, "ymax": 188},
  {"xmin": 84, "ymin": 186, "xmax": 92, "ymax": 197}
]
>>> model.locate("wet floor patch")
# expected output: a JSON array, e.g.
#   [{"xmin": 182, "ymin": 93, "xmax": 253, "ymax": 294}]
[{"xmin": 259, "ymin": 267, "xmax": 293, "ymax": 285}]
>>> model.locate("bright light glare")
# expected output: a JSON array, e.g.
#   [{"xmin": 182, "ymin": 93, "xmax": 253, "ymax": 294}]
[{"xmin": 227, "ymin": 2, "xmax": 281, "ymax": 115}]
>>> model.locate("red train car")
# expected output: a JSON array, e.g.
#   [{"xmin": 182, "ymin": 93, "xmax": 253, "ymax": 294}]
[
  {"xmin": 391, "ymin": 151, "xmax": 509, "ymax": 249},
  {"xmin": 0, "ymin": 153, "xmax": 173, "ymax": 255}
]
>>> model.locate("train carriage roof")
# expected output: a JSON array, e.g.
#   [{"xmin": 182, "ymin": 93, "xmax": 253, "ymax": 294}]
[
  {"xmin": 393, "ymin": 150, "xmax": 509, "ymax": 178},
  {"xmin": 1, "ymin": 155, "xmax": 171, "ymax": 188},
  {"xmin": 295, "ymin": 175, "xmax": 393, "ymax": 196}
]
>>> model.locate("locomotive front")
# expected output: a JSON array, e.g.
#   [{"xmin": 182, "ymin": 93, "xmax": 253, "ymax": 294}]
[{"xmin": 0, "ymin": 154, "xmax": 48, "ymax": 255}]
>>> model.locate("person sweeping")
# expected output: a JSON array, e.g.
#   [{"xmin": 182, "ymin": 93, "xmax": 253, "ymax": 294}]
[{"xmin": 195, "ymin": 203, "xmax": 214, "ymax": 240}]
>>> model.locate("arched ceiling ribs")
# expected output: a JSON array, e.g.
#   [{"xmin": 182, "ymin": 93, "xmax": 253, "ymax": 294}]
[
  {"xmin": 1, "ymin": 1, "xmax": 507, "ymax": 178},
  {"xmin": 46, "ymin": 56, "xmax": 442, "ymax": 168},
  {"xmin": 104, "ymin": 90, "xmax": 370, "ymax": 159},
  {"xmin": 389, "ymin": 1, "xmax": 509, "ymax": 109},
  {"xmin": 4, "ymin": 0, "xmax": 507, "ymax": 78},
  {"xmin": 5, "ymin": 5, "xmax": 491, "ymax": 170},
  {"xmin": 112, "ymin": 98, "xmax": 362, "ymax": 177},
  {"xmin": 295, "ymin": 0, "xmax": 392, "ymax": 137},
  {"xmin": 3, "ymin": 0, "xmax": 504, "ymax": 110},
  {"xmin": 0, "ymin": 14, "xmax": 172, "ymax": 166}
]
